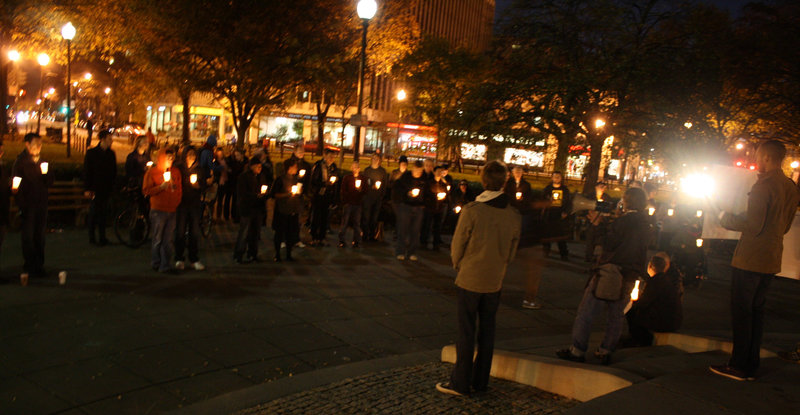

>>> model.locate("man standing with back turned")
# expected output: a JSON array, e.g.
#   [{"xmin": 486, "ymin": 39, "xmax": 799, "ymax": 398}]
[{"xmin": 710, "ymin": 140, "xmax": 799, "ymax": 381}]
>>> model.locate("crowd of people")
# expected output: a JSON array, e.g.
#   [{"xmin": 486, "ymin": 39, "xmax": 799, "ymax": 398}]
[{"xmin": 4, "ymin": 132, "xmax": 799, "ymax": 395}]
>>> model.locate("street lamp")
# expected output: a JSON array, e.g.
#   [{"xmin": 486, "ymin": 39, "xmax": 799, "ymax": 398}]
[
  {"xmin": 62, "ymin": 22, "xmax": 76, "ymax": 157},
  {"xmin": 595, "ymin": 118, "xmax": 606, "ymax": 129},
  {"xmin": 353, "ymin": 0, "xmax": 377, "ymax": 162},
  {"xmin": 396, "ymin": 89, "xmax": 407, "ymax": 101},
  {"xmin": 36, "ymin": 53, "xmax": 50, "ymax": 135},
  {"xmin": 104, "ymin": 87, "xmax": 111, "ymax": 95},
  {"xmin": 8, "ymin": 50, "xmax": 20, "ymax": 62},
  {"xmin": 84, "ymin": 72, "xmax": 92, "ymax": 80}
]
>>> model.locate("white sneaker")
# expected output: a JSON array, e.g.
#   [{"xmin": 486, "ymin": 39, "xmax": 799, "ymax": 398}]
[
  {"xmin": 408, "ymin": 255, "xmax": 419, "ymax": 261},
  {"xmin": 175, "ymin": 261, "xmax": 185, "ymax": 270},
  {"xmin": 522, "ymin": 300, "xmax": 542, "ymax": 309},
  {"xmin": 396, "ymin": 255, "xmax": 405, "ymax": 260},
  {"xmin": 192, "ymin": 262, "xmax": 205, "ymax": 271},
  {"xmin": 295, "ymin": 241, "xmax": 306, "ymax": 248}
]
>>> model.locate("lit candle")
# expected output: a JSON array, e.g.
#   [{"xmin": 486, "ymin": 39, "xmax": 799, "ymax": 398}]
[
  {"xmin": 553, "ymin": 192, "xmax": 560, "ymax": 200},
  {"xmin": 437, "ymin": 192, "xmax": 446, "ymax": 201},
  {"xmin": 298, "ymin": 169, "xmax": 306, "ymax": 178},
  {"xmin": 190, "ymin": 174, "xmax": 197, "ymax": 184},
  {"xmin": 631, "ymin": 280, "xmax": 640, "ymax": 301},
  {"xmin": 648, "ymin": 207, "xmax": 655, "ymax": 216},
  {"xmin": 454, "ymin": 205, "xmax": 462, "ymax": 214},
  {"xmin": 329, "ymin": 176, "xmax": 337, "ymax": 184},
  {"xmin": 12, "ymin": 176, "xmax": 22, "ymax": 190},
  {"xmin": 696, "ymin": 238, "xmax": 703, "ymax": 248},
  {"xmin": 516, "ymin": 191, "xmax": 522, "ymax": 200},
  {"xmin": 375, "ymin": 180, "xmax": 382, "ymax": 189},
  {"xmin": 291, "ymin": 184, "xmax": 299, "ymax": 195},
  {"xmin": 163, "ymin": 171, "xmax": 171, "ymax": 182},
  {"xmin": 696, "ymin": 210, "xmax": 703, "ymax": 218},
  {"xmin": 667, "ymin": 208, "xmax": 674, "ymax": 217},
  {"xmin": 411, "ymin": 188, "xmax": 420, "ymax": 197},
  {"xmin": 146, "ymin": 161, "xmax": 153, "ymax": 168},
  {"xmin": 40, "ymin": 162, "xmax": 49, "ymax": 175},
  {"xmin": 261, "ymin": 185, "xmax": 268, "ymax": 194},
  {"xmin": 355, "ymin": 179, "xmax": 362, "ymax": 188},
  {"xmin": 447, "ymin": 185, "xmax": 451, "ymax": 191}
]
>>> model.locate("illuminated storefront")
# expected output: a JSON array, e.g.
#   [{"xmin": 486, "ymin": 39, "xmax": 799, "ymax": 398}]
[
  {"xmin": 390, "ymin": 123, "xmax": 438, "ymax": 159},
  {"xmin": 460, "ymin": 143, "xmax": 487, "ymax": 162},
  {"xmin": 504, "ymin": 147, "xmax": 544, "ymax": 168}
]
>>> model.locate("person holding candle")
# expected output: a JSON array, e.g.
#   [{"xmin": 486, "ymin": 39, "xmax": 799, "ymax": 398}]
[
  {"xmin": 541, "ymin": 171, "xmax": 572, "ymax": 261},
  {"xmin": 12, "ymin": 133, "xmax": 53, "ymax": 278},
  {"xmin": 435, "ymin": 160, "xmax": 521, "ymax": 397},
  {"xmin": 388, "ymin": 155, "xmax": 409, "ymax": 241},
  {"xmin": 624, "ymin": 254, "xmax": 683, "ymax": 347},
  {"xmin": 270, "ymin": 159, "xmax": 302, "ymax": 262},
  {"xmin": 421, "ymin": 166, "xmax": 450, "ymax": 250},
  {"xmin": 361, "ymin": 153, "xmax": 387, "ymax": 242},
  {"xmin": 391, "ymin": 160, "xmax": 427, "ymax": 260},
  {"xmin": 83, "ymin": 130, "xmax": 117, "ymax": 246},
  {"xmin": 224, "ymin": 149, "xmax": 246, "ymax": 223},
  {"xmin": 143, "ymin": 149, "xmax": 182, "ymax": 273},
  {"xmin": 339, "ymin": 161, "xmax": 367, "ymax": 248},
  {"xmin": 309, "ymin": 149, "xmax": 338, "ymax": 247},
  {"xmin": 556, "ymin": 187, "xmax": 650, "ymax": 365},
  {"xmin": 174, "ymin": 147, "xmax": 205, "ymax": 271},
  {"xmin": 234, "ymin": 157, "xmax": 267, "ymax": 264}
]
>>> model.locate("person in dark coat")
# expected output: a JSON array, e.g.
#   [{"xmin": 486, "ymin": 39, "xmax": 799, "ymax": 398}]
[
  {"xmin": 12, "ymin": 133, "xmax": 54, "ymax": 277},
  {"xmin": 392, "ymin": 160, "xmax": 427, "ymax": 260},
  {"xmin": 420, "ymin": 165, "xmax": 450, "ymax": 250},
  {"xmin": 271, "ymin": 159, "xmax": 302, "ymax": 261},
  {"xmin": 626, "ymin": 254, "xmax": 683, "ymax": 346},
  {"xmin": 309, "ymin": 149, "xmax": 338, "ymax": 246},
  {"xmin": 85, "ymin": 118, "xmax": 94, "ymax": 149},
  {"xmin": 225, "ymin": 149, "xmax": 246, "ymax": 223},
  {"xmin": 126, "ymin": 136, "xmax": 150, "ymax": 187},
  {"xmin": 84, "ymin": 130, "xmax": 117, "ymax": 245},
  {"xmin": 175, "ymin": 147, "xmax": 205, "ymax": 270},
  {"xmin": 0, "ymin": 141, "xmax": 10, "ymax": 269},
  {"xmin": 339, "ymin": 160, "xmax": 366, "ymax": 248},
  {"xmin": 541, "ymin": 171, "xmax": 572, "ymax": 260},
  {"xmin": 234, "ymin": 157, "xmax": 266, "ymax": 263},
  {"xmin": 361, "ymin": 153, "xmax": 387, "ymax": 242}
]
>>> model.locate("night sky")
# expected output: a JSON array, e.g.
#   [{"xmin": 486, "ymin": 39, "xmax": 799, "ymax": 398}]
[{"xmin": 494, "ymin": 0, "xmax": 762, "ymax": 21}]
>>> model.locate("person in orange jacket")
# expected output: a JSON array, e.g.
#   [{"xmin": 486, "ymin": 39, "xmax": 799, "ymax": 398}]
[{"xmin": 143, "ymin": 148, "xmax": 182, "ymax": 272}]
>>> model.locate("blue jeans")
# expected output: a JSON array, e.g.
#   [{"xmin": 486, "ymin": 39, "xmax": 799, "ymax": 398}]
[
  {"xmin": 339, "ymin": 204, "xmax": 363, "ymax": 244},
  {"xmin": 570, "ymin": 276, "xmax": 634, "ymax": 355},
  {"xmin": 150, "ymin": 210, "xmax": 176, "ymax": 272},
  {"xmin": 394, "ymin": 204, "xmax": 424, "ymax": 256}
]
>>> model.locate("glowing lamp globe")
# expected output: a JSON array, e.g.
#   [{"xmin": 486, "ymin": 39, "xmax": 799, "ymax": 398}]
[
  {"xmin": 357, "ymin": 0, "xmax": 378, "ymax": 20},
  {"xmin": 37, "ymin": 53, "xmax": 50, "ymax": 66},
  {"xmin": 62, "ymin": 22, "xmax": 76, "ymax": 40}
]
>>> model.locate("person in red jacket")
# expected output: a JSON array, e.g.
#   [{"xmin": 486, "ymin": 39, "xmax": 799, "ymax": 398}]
[
  {"xmin": 143, "ymin": 149, "xmax": 182, "ymax": 273},
  {"xmin": 339, "ymin": 161, "xmax": 366, "ymax": 248}
]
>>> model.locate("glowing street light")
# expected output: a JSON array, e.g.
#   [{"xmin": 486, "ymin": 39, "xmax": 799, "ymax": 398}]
[
  {"xmin": 8, "ymin": 50, "xmax": 20, "ymax": 62},
  {"xmin": 595, "ymin": 118, "xmax": 606, "ymax": 129},
  {"xmin": 352, "ymin": 0, "xmax": 378, "ymax": 162},
  {"xmin": 84, "ymin": 72, "xmax": 92, "ymax": 80},
  {"xmin": 735, "ymin": 143, "xmax": 744, "ymax": 150},
  {"xmin": 396, "ymin": 89, "xmax": 407, "ymax": 101},
  {"xmin": 104, "ymin": 87, "xmax": 111, "ymax": 95},
  {"xmin": 790, "ymin": 161, "xmax": 799, "ymax": 169},
  {"xmin": 684, "ymin": 122, "xmax": 693, "ymax": 129},
  {"xmin": 48, "ymin": 87, "xmax": 55, "ymax": 95},
  {"xmin": 62, "ymin": 22, "xmax": 76, "ymax": 157},
  {"xmin": 37, "ymin": 53, "xmax": 50, "ymax": 66}
]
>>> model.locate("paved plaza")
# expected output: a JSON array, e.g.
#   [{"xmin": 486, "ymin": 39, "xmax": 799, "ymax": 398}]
[{"xmin": 1, "ymin": 222, "xmax": 799, "ymax": 414}]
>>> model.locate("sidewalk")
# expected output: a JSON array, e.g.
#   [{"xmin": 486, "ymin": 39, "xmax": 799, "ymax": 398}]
[{"xmin": 1, "ymin": 224, "xmax": 799, "ymax": 414}]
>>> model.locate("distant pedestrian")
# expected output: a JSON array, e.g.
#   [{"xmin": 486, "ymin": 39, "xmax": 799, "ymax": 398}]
[
  {"xmin": 541, "ymin": 171, "xmax": 572, "ymax": 260},
  {"xmin": 174, "ymin": 147, "xmax": 205, "ymax": 271},
  {"xmin": 0, "ymin": 141, "xmax": 10, "ymax": 270},
  {"xmin": 85, "ymin": 118, "xmax": 94, "ymax": 149},
  {"xmin": 12, "ymin": 133, "xmax": 53, "ymax": 278},
  {"xmin": 143, "ymin": 149, "xmax": 182, "ymax": 273},
  {"xmin": 233, "ymin": 157, "xmax": 267, "ymax": 263},
  {"xmin": 436, "ymin": 160, "xmax": 521, "ymax": 396},
  {"xmin": 361, "ymin": 153, "xmax": 387, "ymax": 241},
  {"xmin": 339, "ymin": 161, "xmax": 366, "ymax": 248},
  {"xmin": 271, "ymin": 159, "xmax": 302, "ymax": 262},
  {"xmin": 392, "ymin": 160, "xmax": 427, "ymax": 261},
  {"xmin": 83, "ymin": 130, "xmax": 117, "ymax": 246},
  {"xmin": 710, "ymin": 140, "xmax": 800, "ymax": 381},
  {"xmin": 556, "ymin": 187, "xmax": 650, "ymax": 365}
]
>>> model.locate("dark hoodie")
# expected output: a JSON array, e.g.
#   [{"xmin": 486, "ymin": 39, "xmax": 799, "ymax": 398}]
[
  {"xmin": 12, "ymin": 149, "xmax": 53, "ymax": 209},
  {"xmin": 177, "ymin": 149, "xmax": 203, "ymax": 206}
]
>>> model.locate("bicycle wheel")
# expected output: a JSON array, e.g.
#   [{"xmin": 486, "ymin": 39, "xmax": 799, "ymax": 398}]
[
  {"xmin": 200, "ymin": 203, "xmax": 214, "ymax": 238},
  {"xmin": 115, "ymin": 205, "xmax": 150, "ymax": 248}
]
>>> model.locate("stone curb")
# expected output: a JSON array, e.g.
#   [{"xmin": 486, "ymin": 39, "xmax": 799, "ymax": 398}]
[{"xmin": 167, "ymin": 350, "xmax": 440, "ymax": 415}]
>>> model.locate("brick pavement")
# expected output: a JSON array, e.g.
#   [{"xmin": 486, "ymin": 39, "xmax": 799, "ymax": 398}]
[{"xmin": 236, "ymin": 362, "xmax": 577, "ymax": 415}]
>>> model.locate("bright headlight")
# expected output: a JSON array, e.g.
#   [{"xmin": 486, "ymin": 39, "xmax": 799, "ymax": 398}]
[{"xmin": 680, "ymin": 174, "xmax": 715, "ymax": 199}]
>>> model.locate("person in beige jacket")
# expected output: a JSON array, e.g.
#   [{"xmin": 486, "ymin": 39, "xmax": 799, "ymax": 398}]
[
  {"xmin": 436, "ymin": 160, "xmax": 521, "ymax": 396},
  {"xmin": 710, "ymin": 140, "xmax": 800, "ymax": 381}
]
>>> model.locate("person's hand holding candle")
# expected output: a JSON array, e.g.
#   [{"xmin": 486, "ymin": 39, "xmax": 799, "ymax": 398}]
[{"xmin": 40, "ymin": 162, "xmax": 49, "ymax": 175}]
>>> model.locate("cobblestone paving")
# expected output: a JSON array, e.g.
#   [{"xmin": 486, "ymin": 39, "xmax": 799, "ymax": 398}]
[{"xmin": 237, "ymin": 362, "xmax": 578, "ymax": 414}]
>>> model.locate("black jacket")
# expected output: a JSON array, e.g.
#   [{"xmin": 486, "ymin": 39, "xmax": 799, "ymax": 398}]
[
  {"xmin": 424, "ymin": 178, "xmax": 450, "ymax": 212},
  {"xmin": 177, "ymin": 160, "xmax": 203, "ymax": 206},
  {"xmin": 600, "ymin": 211, "xmax": 650, "ymax": 278},
  {"xmin": 12, "ymin": 149, "xmax": 53, "ymax": 209},
  {"xmin": 310, "ymin": 159, "xmax": 339, "ymax": 200},
  {"xmin": 391, "ymin": 171, "xmax": 427, "ymax": 207},
  {"xmin": 125, "ymin": 150, "xmax": 149, "ymax": 188},
  {"xmin": 0, "ymin": 161, "xmax": 10, "ymax": 225},
  {"xmin": 236, "ymin": 169, "xmax": 265, "ymax": 217},
  {"xmin": 504, "ymin": 177, "xmax": 533, "ymax": 214},
  {"xmin": 362, "ymin": 166, "xmax": 388, "ymax": 201},
  {"xmin": 84, "ymin": 145, "xmax": 117, "ymax": 197},
  {"xmin": 630, "ymin": 271, "xmax": 683, "ymax": 332}
]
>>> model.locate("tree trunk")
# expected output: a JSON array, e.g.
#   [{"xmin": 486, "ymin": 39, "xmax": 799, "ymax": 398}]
[
  {"xmin": 235, "ymin": 117, "xmax": 252, "ymax": 150},
  {"xmin": 180, "ymin": 89, "xmax": 191, "ymax": 144},
  {"xmin": 582, "ymin": 136, "xmax": 604, "ymax": 194},
  {"xmin": 315, "ymin": 102, "xmax": 329, "ymax": 156},
  {"xmin": 0, "ymin": 61, "xmax": 8, "ymax": 136},
  {"xmin": 553, "ymin": 136, "xmax": 571, "ymax": 173}
]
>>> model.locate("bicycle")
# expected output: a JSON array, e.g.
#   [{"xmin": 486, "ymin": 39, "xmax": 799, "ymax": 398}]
[
  {"xmin": 114, "ymin": 186, "xmax": 151, "ymax": 248},
  {"xmin": 200, "ymin": 195, "xmax": 215, "ymax": 238}
]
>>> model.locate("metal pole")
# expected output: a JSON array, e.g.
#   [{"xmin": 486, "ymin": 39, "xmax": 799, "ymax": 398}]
[
  {"xmin": 66, "ymin": 40, "xmax": 72, "ymax": 157},
  {"xmin": 37, "ymin": 66, "xmax": 43, "ymax": 135},
  {"xmin": 354, "ymin": 19, "xmax": 368, "ymax": 162}
]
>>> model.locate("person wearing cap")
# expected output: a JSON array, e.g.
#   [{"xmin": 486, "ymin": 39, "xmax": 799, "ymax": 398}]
[
  {"xmin": 361, "ymin": 153, "xmax": 387, "ymax": 242},
  {"xmin": 234, "ymin": 157, "xmax": 267, "ymax": 263},
  {"xmin": 83, "ymin": 130, "xmax": 117, "ymax": 246},
  {"xmin": 392, "ymin": 160, "xmax": 427, "ymax": 260},
  {"xmin": 12, "ymin": 133, "xmax": 53, "ymax": 278}
]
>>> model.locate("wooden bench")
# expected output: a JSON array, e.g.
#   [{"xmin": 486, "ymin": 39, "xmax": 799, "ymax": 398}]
[{"xmin": 10, "ymin": 181, "xmax": 92, "ymax": 227}]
